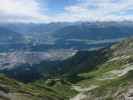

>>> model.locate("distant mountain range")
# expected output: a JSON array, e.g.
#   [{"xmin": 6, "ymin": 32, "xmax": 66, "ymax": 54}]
[
  {"xmin": 54, "ymin": 22, "xmax": 133, "ymax": 40},
  {"xmin": 1, "ymin": 21, "xmax": 133, "ymax": 44},
  {"xmin": 0, "ymin": 21, "xmax": 133, "ymax": 52},
  {"xmin": 0, "ymin": 27, "xmax": 24, "ymax": 43}
]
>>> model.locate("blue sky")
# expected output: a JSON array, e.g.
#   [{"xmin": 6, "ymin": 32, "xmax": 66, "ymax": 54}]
[
  {"xmin": 44, "ymin": 0, "xmax": 78, "ymax": 14},
  {"xmin": 0, "ymin": 0, "xmax": 133, "ymax": 23}
]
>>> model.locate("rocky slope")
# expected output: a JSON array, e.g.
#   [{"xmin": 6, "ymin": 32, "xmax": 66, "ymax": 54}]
[{"xmin": 69, "ymin": 38, "xmax": 133, "ymax": 100}]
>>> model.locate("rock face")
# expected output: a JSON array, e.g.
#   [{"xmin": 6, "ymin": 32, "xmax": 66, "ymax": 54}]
[{"xmin": 120, "ymin": 88, "xmax": 133, "ymax": 100}]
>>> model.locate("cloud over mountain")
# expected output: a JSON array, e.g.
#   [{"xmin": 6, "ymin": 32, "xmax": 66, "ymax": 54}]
[{"xmin": 0, "ymin": 0, "xmax": 133, "ymax": 23}]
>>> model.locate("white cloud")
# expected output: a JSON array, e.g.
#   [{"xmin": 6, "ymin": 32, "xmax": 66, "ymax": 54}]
[
  {"xmin": 57, "ymin": 0, "xmax": 133, "ymax": 22},
  {"xmin": 0, "ymin": 0, "xmax": 51, "ymax": 23},
  {"xmin": 0, "ymin": 0, "xmax": 133, "ymax": 23}
]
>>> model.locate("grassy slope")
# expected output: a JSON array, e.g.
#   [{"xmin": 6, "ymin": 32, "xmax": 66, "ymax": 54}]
[
  {"xmin": 0, "ymin": 74, "xmax": 64, "ymax": 100},
  {"xmin": 31, "ymin": 78, "xmax": 78, "ymax": 100},
  {"xmin": 71, "ymin": 38, "xmax": 133, "ymax": 100}
]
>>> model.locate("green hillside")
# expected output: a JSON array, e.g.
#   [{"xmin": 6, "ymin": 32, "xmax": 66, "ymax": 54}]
[
  {"xmin": 0, "ymin": 74, "xmax": 64, "ymax": 100},
  {"xmin": 70, "ymin": 38, "xmax": 133, "ymax": 100}
]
